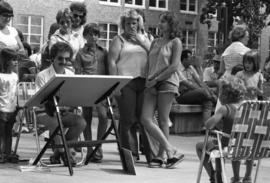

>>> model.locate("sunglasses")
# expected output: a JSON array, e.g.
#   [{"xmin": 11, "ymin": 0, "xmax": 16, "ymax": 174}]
[
  {"xmin": 72, "ymin": 13, "xmax": 84, "ymax": 19},
  {"xmin": 0, "ymin": 14, "xmax": 13, "ymax": 18},
  {"xmin": 56, "ymin": 56, "xmax": 71, "ymax": 61}
]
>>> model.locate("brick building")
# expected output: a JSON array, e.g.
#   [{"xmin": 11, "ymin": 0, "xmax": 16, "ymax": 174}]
[{"xmin": 5, "ymin": 0, "xmax": 210, "ymax": 60}]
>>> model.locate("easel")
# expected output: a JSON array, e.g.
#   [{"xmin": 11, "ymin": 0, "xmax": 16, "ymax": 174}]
[{"xmin": 24, "ymin": 75, "xmax": 135, "ymax": 176}]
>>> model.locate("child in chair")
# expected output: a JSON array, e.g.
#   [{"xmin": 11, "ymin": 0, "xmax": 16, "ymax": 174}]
[
  {"xmin": 0, "ymin": 48, "xmax": 19, "ymax": 163},
  {"xmin": 196, "ymin": 76, "xmax": 253, "ymax": 183}
]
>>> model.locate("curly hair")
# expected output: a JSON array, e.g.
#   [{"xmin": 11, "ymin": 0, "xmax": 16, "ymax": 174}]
[
  {"xmin": 83, "ymin": 23, "xmax": 100, "ymax": 37},
  {"xmin": 69, "ymin": 2, "xmax": 87, "ymax": 26},
  {"xmin": 120, "ymin": 9, "xmax": 140, "ymax": 31},
  {"xmin": 243, "ymin": 50, "xmax": 260, "ymax": 73},
  {"xmin": 219, "ymin": 76, "xmax": 246, "ymax": 105},
  {"xmin": 159, "ymin": 12, "xmax": 181, "ymax": 39}
]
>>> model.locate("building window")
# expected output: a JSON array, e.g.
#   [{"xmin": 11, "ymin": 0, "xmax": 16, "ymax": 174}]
[
  {"xmin": 125, "ymin": 0, "xmax": 145, "ymax": 8},
  {"xmin": 99, "ymin": 23, "xmax": 119, "ymax": 50},
  {"xmin": 16, "ymin": 15, "xmax": 43, "ymax": 50},
  {"xmin": 99, "ymin": 0, "xmax": 121, "ymax": 6},
  {"xmin": 208, "ymin": 32, "xmax": 218, "ymax": 54},
  {"xmin": 149, "ymin": 0, "xmax": 168, "ymax": 10},
  {"xmin": 180, "ymin": 0, "xmax": 198, "ymax": 14},
  {"xmin": 182, "ymin": 30, "xmax": 197, "ymax": 52}
]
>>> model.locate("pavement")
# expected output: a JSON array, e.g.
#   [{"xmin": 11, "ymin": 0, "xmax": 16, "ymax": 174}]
[{"xmin": 0, "ymin": 118, "xmax": 270, "ymax": 183}]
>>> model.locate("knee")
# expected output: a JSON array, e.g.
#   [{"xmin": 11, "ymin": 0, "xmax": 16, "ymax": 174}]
[{"xmin": 77, "ymin": 117, "xmax": 86, "ymax": 131}]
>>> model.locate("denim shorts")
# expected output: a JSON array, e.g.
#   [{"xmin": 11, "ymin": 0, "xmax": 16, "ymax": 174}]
[{"xmin": 146, "ymin": 81, "xmax": 179, "ymax": 95}]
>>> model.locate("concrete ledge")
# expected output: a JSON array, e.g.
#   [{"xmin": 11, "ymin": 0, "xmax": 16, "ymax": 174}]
[{"xmin": 170, "ymin": 104, "xmax": 203, "ymax": 134}]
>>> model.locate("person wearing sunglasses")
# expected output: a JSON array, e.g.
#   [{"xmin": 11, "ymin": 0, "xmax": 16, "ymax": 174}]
[
  {"xmin": 0, "ymin": 1, "xmax": 24, "ymax": 53},
  {"xmin": 49, "ymin": 8, "xmax": 84, "ymax": 71},
  {"xmin": 35, "ymin": 42, "xmax": 86, "ymax": 167},
  {"xmin": 69, "ymin": 2, "xmax": 87, "ymax": 49}
]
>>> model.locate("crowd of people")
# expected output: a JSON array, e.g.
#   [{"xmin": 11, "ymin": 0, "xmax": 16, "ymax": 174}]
[{"xmin": 0, "ymin": 0, "xmax": 270, "ymax": 182}]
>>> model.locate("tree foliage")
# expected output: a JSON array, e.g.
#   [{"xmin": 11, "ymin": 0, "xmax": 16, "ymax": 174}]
[{"xmin": 201, "ymin": 0, "xmax": 270, "ymax": 48}]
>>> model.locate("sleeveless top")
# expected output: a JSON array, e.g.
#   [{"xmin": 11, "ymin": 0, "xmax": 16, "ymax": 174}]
[
  {"xmin": 221, "ymin": 104, "xmax": 238, "ymax": 147},
  {"xmin": 116, "ymin": 35, "xmax": 147, "ymax": 78},
  {"xmin": 0, "ymin": 26, "xmax": 19, "ymax": 51},
  {"xmin": 147, "ymin": 38, "xmax": 181, "ymax": 87}
]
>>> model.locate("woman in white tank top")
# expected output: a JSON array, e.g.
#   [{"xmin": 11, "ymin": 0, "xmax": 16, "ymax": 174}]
[{"xmin": 0, "ymin": 1, "xmax": 24, "ymax": 53}]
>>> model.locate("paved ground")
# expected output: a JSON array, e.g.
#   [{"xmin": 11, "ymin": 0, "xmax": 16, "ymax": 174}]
[{"xmin": 0, "ymin": 118, "xmax": 270, "ymax": 183}]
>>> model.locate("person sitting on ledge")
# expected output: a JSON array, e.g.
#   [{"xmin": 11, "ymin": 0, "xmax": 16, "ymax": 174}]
[{"xmin": 176, "ymin": 49, "xmax": 216, "ymax": 127}]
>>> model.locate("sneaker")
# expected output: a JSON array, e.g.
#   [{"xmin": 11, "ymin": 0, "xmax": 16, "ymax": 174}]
[
  {"xmin": 166, "ymin": 154, "xmax": 185, "ymax": 169},
  {"xmin": 148, "ymin": 158, "xmax": 165, "ymax": 168}
]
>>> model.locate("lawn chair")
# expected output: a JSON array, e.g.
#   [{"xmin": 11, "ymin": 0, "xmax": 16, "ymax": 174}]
[
  {"xmin": 197, "ymin": 100, "xmax": 270, "ymax": 183},
  {"xmin": 14, "ymin": 82, "xmax": 37, "ymax": 157}
]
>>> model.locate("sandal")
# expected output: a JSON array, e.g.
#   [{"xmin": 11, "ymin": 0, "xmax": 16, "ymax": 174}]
[
  {"xmin": 166, "ymin": 153, "xmax": 185, "ymax": 169},
  {"xmin": 148, "ymin": 158, "xmax": 165, "ymax": 168}
]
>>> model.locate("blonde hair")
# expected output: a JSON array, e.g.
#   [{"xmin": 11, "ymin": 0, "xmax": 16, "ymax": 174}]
[{"xmin": 120, "ymin": 9, "xmax": 141, "ymax": 31}]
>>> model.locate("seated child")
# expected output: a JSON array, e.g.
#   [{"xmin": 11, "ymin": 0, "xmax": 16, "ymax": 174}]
[
  {"xmin": 0, "ymin": 48, "xmax": 19, "ymax": 163},
  {"xmin": 196, "ymin": 76, "xmax": 253, "ymax": 183}
]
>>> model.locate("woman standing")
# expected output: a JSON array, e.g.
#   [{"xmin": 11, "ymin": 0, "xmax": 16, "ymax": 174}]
[
  {"xmin": 0, "ymin": 1, "xmax": 24, "ymax": 53},
  {"xmin": 140, "ymin": 12, "xmax": 184, "ymax": 168},
  {"xmin": 108, "ymin": 9, "xmax": 152, "ymax": 161}
]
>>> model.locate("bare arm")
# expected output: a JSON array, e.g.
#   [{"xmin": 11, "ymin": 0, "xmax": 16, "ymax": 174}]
[
  {"xmin": 218, "ymin": 57, "xmax": 225, "ymax": 78},
  {"xmin": 108, "ymin": 36, "xmax": 122, "ymax": 75},
  {"xmin": 15, "ymin": 35, "xmax": 25, "ymax": 55},
  {"xmin": 205, "ymin": 105, "xmax": 227, "ymax": 129}
]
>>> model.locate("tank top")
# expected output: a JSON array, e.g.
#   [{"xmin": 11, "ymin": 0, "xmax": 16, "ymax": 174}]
[
  {"xmin": 0, "ymin": 26, "xmax": 19, "ymax": 51},
  {"xmin": 221, "ymin": 104, "xmax": 237, "ymax": 147},
  {"xmin": 116, "ymin": 35, "xmax": 147, "ymax": 78},
  {"xmin": 147, "ymin": 38, "xmax": 181, "ymax": 86}
]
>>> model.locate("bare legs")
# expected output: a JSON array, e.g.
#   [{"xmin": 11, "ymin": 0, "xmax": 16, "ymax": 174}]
[{"xmin": 141, "ymin": 91, "xmax": 179, "ymax": 159}]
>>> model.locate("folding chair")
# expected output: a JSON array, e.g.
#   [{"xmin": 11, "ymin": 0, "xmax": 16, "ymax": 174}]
[
  {"xmin": 14, "ymin": 82, "xmax": 37, "ymax": 157},
  {"xmin": 197, "ymin": 100, "xmax": 270, "ymax": 183}
]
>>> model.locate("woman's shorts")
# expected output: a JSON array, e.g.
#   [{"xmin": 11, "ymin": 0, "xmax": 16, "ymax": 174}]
[{"xmin": 145, "ymin": 81, "xmax": 179, "ymax": 96}]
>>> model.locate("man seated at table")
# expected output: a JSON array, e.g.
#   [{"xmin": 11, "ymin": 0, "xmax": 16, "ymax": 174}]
[{"xmin": 35, "ymin": 42, "xmax": 86, "ymax": 166}]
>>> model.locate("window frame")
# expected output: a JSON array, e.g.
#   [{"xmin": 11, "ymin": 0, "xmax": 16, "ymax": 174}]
[
  {"xmin": 179, "ymin": 0, "xmax": 198, "ymax": 15},
  {"xmin": 99, "ymin": 0, "xmax": 121, "ymax": 7},
  {"xmin": 125, "ymin": 0, "xmax": 145, "ymax": 9},
  {"xmin": 98, "ymin": 22, "xmax": 120, "ymax": 50},
  {"xmin": 182, "ymin": 29, "xmax": 197, "ymax": 53},
  {"xmin": 208, "ymin": 31, "xmax": 218, "ymax": 53},
  {"xmin": 16, "ymin": 14, "xmax": 44, "ymax": 49},
  {"xmin": 148, "ymin": 0, "xmax": 168, "ymax": 11}
]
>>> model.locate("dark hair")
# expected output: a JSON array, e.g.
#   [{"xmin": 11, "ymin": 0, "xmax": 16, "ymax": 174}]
[
  {"xmin": 230, "ymin": 26, "xmax": 248, "ymax": 42},
  {"xmin": 181, "ymin": 49, "xmax": 192, "ymax": 61},
  {"xmin": 83, "ymin": 23, "xmax": 100, "ymax": 37},
  {"xmin": 22, "ymin": 42, "xmax": 32, "ymax": 56},
  {"xmin": 0, "ymin": 48, "xmax": 17, "ymax": 72},
  {"xmin": 69, "ymin": 2, "xmax": 87, "ymax": 25},
  {"xmin": 231, "ymin": 64, "xmax": 244, "ymax": 75},
  {"xmin": 159, "ymin": 12, "xmax": 181, "ymax": 39},
  {"xmin": 242, "ymin": 50, "xmax": 260, "ymax": 73},
  {"xmin": 16, "ymin": 28, "xmax": 24, "ymax": 42},
  {"xmin": 50, "ymin": 42, "xmax": 73, "ymax": 60},
  {"xmin": 56, "ymin": 10, "xmax": 63, "ymax": 24},
  {"xmin": 0, "ymin": 1, "xmax": 13, "ymax": 17}
]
